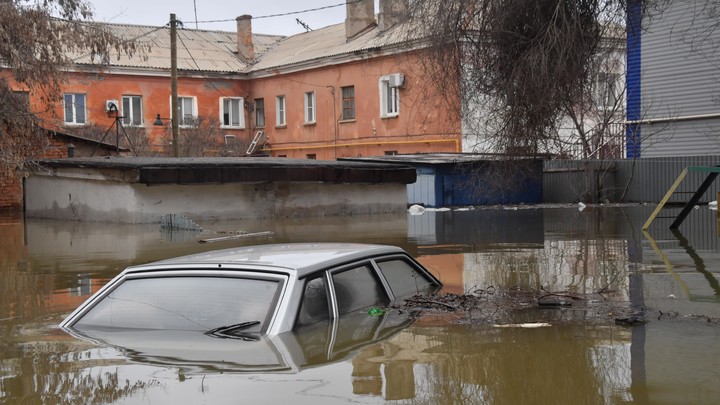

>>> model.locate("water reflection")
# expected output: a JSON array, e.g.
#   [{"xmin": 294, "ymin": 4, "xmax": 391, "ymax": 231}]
[{"xmin": 1, "ymin": 206, "xmax": 719, "ymax": 404}]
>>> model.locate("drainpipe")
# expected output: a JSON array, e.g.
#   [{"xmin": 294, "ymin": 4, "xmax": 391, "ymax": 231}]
[{"xmin": 329, "ymin": 86, "xmax": 338, "ymax": 158}]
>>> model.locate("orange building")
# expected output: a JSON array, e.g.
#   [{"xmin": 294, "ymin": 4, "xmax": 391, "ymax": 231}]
[{"xmin": 15, "ymin": 0, "xmax": 460, "ymax": 160}]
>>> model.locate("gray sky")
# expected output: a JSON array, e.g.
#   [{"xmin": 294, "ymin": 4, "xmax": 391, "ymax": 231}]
[{"xmin": 87, "ymin": 0, "xmax": 371, "ymax": 36}]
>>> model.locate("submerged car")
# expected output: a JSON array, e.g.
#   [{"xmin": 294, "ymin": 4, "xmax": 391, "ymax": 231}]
[{"xmin": 60, "ymin": 243, "xmax": 441, "ymax": 339}]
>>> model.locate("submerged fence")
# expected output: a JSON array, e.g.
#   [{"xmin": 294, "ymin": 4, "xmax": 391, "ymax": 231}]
[{"xmin": 543, "ymin": 156, "xmax": 720, "ymax": 203}]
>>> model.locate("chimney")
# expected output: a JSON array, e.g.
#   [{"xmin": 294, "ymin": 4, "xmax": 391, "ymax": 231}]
[
  {"xmin": 236, "ymin": 15, "xmax": 254, "ymax": 62},
  {"xmin": 345, "ymin": 0, "xmax": 375, "ymax": 40},
  {"xmin": 379, "ymin": 0, "xmax": 408, "ymax": 31}
]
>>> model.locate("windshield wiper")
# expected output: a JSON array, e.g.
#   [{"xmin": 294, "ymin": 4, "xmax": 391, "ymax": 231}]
[{"xmin": 205, "ymin": 321, "xmax": 261, "ymax": 341}]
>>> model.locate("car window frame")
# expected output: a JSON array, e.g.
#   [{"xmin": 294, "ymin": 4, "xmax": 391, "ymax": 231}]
[
  {"xmin": 293, "ymin": 253, "xmax": 435, "ymax": 362},
  {"xmin": 371, "ymin": 254, "xmax": 439, "ymax": 300},
  {"xmin": 62, "ymin": 269, "xmax": 288, "ymax": 335},
  {"xmin": 293, "ymin": 253, "xmax": 440, "ymax": 327}
]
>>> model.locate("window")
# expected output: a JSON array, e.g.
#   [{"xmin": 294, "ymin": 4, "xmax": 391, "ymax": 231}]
[
  {"xmin": 595, "ymin": 72, "xmax": 621, "ymax": 110},
  {"xmin": 379, "ymin": 76, "xmax": 400, "ymax": 117},
  {"xmin": 122, "ymin": 95, "xmax": 143, "ymax": 126},
  {"xmin": 376, "ymin": 259, "xmax": 435, "ymax": 299},
  {"xmin": 304, "ymin": 91, "xmax": 315, "ymax": 123},
  {"xmin": 63, "ymin": 93, "xmax": 86, "ymax": 125},
  {"xmin": 12, "ymin": 91, "xmax": 29, "ymax": 107},
  {"xmin": 177, "ymin": 96, "xmax": 197, "ymax": 126},
  {"xmin": 306, "ymin": 154, "xmax": 316, "ymax": 160},
  {"xmin": 220, "ymin": 97, "xmax": 245, "ymax": 128},
  {"xmin": 332, "ymin": 265, "xmax": 389, "ymax": 316},
  {"xmin": 297, "ymin": 276, "xmax": 329, "ymax": 326},
  {"xmin": 341, "ymin": 86, "xmax": 355, "ymax": 120},
  {"xmin": 74, "ymin": 277, "xmax": 281, "ymax": 333},
  {"xmin": 255, "ymin": 98, "xmax": 265, "ymax": 127},
  {"xmin": 276, "ymin": 95, "xmax": 286, "ymax": 126}
]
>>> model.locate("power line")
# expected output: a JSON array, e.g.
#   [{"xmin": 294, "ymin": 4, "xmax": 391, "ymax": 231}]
[
  {"xmin": 176, "ymin": 30, "xmax": 230, "ymax": 98},
  {"xmin": 192, "ymin": 0, "xmax": 363, "ymax": 25}
]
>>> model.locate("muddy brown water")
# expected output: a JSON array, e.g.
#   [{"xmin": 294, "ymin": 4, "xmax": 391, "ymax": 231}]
[{"xmin": 1, "ymin": 205, "xmax": 719, "ymax": 404}]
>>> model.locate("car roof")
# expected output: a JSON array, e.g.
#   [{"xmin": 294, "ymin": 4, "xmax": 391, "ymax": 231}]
[{"xmin": 129, "ymin": 243, "xmax": 407, "ymax": 278}]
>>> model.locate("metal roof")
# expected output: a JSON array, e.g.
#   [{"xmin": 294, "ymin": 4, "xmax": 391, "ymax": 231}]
[{"xmin": 129, "ymin": 243, "xmax": 406, "ymax": 278}]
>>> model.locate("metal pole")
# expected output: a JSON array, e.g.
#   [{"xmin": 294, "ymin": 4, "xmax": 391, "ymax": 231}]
[{"xmin": 170, "ymin": 13, "xmax": 180, "ymax": 157}]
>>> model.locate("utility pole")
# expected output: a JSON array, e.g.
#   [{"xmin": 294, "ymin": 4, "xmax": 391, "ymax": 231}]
[{"xmin": 170, "ymin": 13, "xmax": 180, "ymax": 157}]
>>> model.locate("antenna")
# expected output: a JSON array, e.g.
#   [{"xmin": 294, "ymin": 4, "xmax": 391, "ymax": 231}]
[
  {"xmin": 296, "ymin": 18, "xmax": 312, "ymax": 32},
  {"xmin": 193, "ymin": 0, "xmax": 198, "ymax": 29}
]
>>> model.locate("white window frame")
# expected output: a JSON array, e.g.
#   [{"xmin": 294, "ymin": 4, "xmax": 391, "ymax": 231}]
[
  {"xmin": 122, "ymin": 95, "xmax": 143, "ymax": 126},
  {"xmin": 379, "ymin": 76, "xmax": 399, "ymax": 118},
  {"xmin": 63, "ymin": 93, "xmax": 87, "ymax": 125},
  {"xmin": 276, "ymin": 95, "xmax": 286, "ymax": 127},
  {"xmin": 220, "ymin": 97, "xmax": 245, "ymax": 129},
  {"xmin": 172, "ymin": 96, "xmax": 198, "ymax": 127},
  {"xmin": 304, "ymin": 91, "xmax": 316, "ymax": 124},
  {"xmin": 595, "ymin": 72, "xmax": 622, "ymax": 111}
]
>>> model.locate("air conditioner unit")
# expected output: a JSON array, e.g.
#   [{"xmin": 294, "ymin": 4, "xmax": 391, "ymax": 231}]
[
  {"xmin": 105, "ymin": 100, "xmax": 119, "ymax": 112},
  {"xmin": 388, "ymin": 73, "xmax": 405, "ymax": 88}
]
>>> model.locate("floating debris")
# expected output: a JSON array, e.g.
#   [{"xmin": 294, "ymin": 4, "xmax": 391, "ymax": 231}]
[
  {"xmin": 160, "ymin": 214, "xmax": 203, "ymax": 232},
  {"xmin": 368, "ymin": 307, "xmax": 385, "ymax": 317},
  {"xmin": 614, "ymin": 316, "xmax": 646, "ymax": 327},
  {"xmin": 199, "ymin": 231, "xmax": 274, "ymax": 243},
  {"xmin": 408, "ymin": 204, "xmax": 426, "ymax": 215},
  {"xmin": 493, "ymin": 322, "xmax": 551, "ymax": 328}
]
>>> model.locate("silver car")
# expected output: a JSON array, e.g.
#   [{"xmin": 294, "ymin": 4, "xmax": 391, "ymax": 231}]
[{"xmin": 60, "ymin": 243, "xmax": 441, "ymax": 339}]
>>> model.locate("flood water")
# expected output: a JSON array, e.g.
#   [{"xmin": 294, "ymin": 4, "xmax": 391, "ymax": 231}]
[{"xmin": 1, "ymin": 205, "xmax": 719, "ymax": 404}]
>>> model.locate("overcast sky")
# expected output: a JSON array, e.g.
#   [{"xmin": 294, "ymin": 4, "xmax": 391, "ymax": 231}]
[{"xmin": 87, "ymin": 0, "xmax": 376, "ymax": 36}]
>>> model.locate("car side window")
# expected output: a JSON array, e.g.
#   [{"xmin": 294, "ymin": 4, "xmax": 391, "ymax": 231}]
[
  {"xmin": 376, "ymin": 259, "xmax": 436, "ymax": 299},
  {"xmin": 332, "ymin": 264, "xmax": 389, "ymax": 316},
  {"xmin": 297, "ymin": 276, "xmax": 330, "ymax": 326}
]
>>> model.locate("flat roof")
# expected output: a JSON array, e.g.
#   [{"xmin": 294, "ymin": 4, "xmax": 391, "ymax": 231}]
[
  {"xmin": 33, "ymin": 157, "xmax": 417, "ymax": 184},
  {"xmin": 340, "ymin": 153, "xmax": 546, "ymax": 165}
]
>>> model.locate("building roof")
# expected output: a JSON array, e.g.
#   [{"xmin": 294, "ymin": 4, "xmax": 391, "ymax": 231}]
[
  {"xmin": 68, "ymin": 17, "xmax": 417, "ymax": 75},
  {"xmin": 251, "ymin": 21, "xmax": 413, "ymax": 72},
  {"xmin": 69, "ymin": 23, "xmax": 284, "ymax": 73},
  {"xmin": 340, "ymin": 153, "xmax": 546, "ymax": 165}
]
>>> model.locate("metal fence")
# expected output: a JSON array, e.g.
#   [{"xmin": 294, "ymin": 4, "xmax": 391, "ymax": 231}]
[{"xmin": 544, "ymin": 156, "xmax": 720, "ymax": 203}]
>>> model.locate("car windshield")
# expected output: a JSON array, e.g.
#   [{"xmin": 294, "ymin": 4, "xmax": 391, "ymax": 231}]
[{"xmin": 72, "ymin": 276, "xmax": 281, "ymax": 334}]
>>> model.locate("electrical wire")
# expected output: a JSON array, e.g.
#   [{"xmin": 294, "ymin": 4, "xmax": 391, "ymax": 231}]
[{"xmin": 192, "ymin": 0, "xmax": 365, "ymax": 25}]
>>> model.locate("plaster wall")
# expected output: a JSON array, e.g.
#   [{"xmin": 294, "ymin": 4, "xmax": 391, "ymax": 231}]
[
  {"xmin": 248, "ymin": 52, "xmax": 460, "ymax": 159},
  {"xmin": 24, "ymin": 174, "xmax": 408, "ymax": 223},
  {"xmin": 35, "ymin": 72, "xmax": 251, "ymax": 152}
]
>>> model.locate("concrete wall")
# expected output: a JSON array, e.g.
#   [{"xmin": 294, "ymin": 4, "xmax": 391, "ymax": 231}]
[{"xmin": 24, "ymin": 173, "xmax": 408, "ymax": 223}]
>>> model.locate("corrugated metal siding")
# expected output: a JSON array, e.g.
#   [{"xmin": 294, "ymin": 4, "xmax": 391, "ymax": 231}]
[
  {"xmin": 639, "ymin": 0, "xmax": 720, "ymax": 156},
  {"xmin": 545, "ymin": 156, "xmax": 720, "ymax": 203},
  {"xmin": 408, "ymin": 173, "xmax": 436, "ymax": 206},
  {"xmin": 641, "ymin": 120, "xmax": 720, "ymax": 157}
]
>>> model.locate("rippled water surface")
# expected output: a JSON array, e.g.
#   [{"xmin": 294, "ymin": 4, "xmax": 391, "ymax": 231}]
[{"xmin": 1, "ymin": 205, "xmax": 719, "ymax": 404}]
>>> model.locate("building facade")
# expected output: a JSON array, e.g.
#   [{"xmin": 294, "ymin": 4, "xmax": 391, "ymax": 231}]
[
  {"xmin": 12, "ymin": 0, "xmax": 460, "ymax": 161},
  {"xmin": 626, "ymin": 0, "xmax": 720, "ymax": 158}
]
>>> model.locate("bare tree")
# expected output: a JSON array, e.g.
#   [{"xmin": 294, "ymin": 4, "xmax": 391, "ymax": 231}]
[
  {"xmin": 159, "ymin": 115, "xmax": 221, "ymax": 157},
  {"xmin": 402, "ymin": 0, "xmax": 645, "ymax": 158},
  {"xmin": 0, "ymin": 1, "xmax": 145, "ymax": 175}
]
